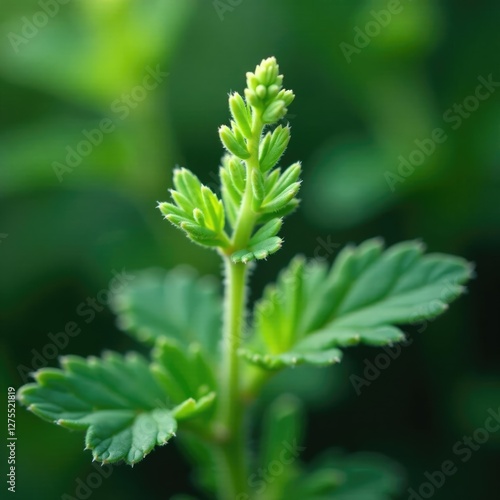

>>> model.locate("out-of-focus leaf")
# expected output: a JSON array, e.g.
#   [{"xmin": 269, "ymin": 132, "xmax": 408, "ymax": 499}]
[
  {"xmin": 289, "ymin": 450, "xmax": 405, "ymax": 500},
  {"xmin": 0, "ymin": 0, "xmax": 195, "ymax": 106},
  {"xmin": 111, "ymin": 267, "xmax": 222, "ymax": 358},
  {"xmin": 452, "ymin": 376, "xmax": 500, "ymax": 447},
  {"xmin": 252, "ymin": 395, "xmax": 304, "ymax": 500}
]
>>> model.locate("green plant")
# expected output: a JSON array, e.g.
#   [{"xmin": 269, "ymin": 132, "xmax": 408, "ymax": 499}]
[{"xmin": 19, "ymin": 58, "xmax": 473, "ymax": 500}]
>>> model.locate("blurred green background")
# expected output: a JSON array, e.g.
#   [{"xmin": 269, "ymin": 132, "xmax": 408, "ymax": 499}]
[{"xmin": 1, "ymin": 0, "xmax": 499, "ymax": 498}]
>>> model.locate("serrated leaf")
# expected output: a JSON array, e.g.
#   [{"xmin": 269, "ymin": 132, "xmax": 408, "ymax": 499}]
[
  {"xmin": 231, "ymin": 236, "xmax": 283, "ymax": 264},
  {"xmin": 219, "ymin": 125, "xmax": 250, "ymax": 159},
  {"xmin": 249, "ymin": 218, "xmax": 283, "ymax": 246},
  {"xmin": 220, "ymin": 155, "xmax": 245, "ymax": 228},
  {"xmin": 259, "ymin": 125, "xmax": 291, "ymax": 172},
  {"xmin": 180, "ymin": 222, "xmax": 221, "ymax": 246},
  {"xmin": 242, "ymin": 239, "xmax": 473, "ymax": 369},
  {"xmin": 257, "ymin": 198, "xmax": 300, "ymax": 225},
  {"xmin": 251, "ymin": 169, "xmax": 266, "ymax": 210},
  {"xmin": 110, "ymin": 267, "xmax": 222, "ymax": 358},
  {"xmin": 201, "ymin": 186, "xmax": 224, "ymax": 233},
  {"xmin": 159, "ymin": 169, "xmax": 228, "ymax": 249},
  {"xmin": 18, "ymin": 352, "xmax": 183, "ymax": 465},
  {"xmin": 226, "ymin": 155, "xmax": 246, "ymax": 192},
  {"xmin": 229, "ymin": 92, "xmax": 252, "ymax": 138},
  {"xmin": 266, "ymin": 162, "xmax": 302, "ymax": 200},
  {"xmin": 260, "ymin": 181, "xmax": 301, "ymax": 213},
  {"xmin": 240, "ymin": 347, "xmax": 343, "ymax": 370},
  {"xmin": 173, "ymin": 168, "xmax": 203, "ymax": 207}
]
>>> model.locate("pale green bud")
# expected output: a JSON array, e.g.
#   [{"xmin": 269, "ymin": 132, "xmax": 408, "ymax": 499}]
[
  {"xmin": 229, "ymin": 92, "xmax": 252, "ymax": 138},
  {"xmin": 219, "ymin": 125, "xmax": 250, "ymax": 159},
  {"xmin": 277, "ymin": 89, "xmax": 295, "ymax": 106},
  {"xmin": 251, "ymin": 169, "xmax": 265, "ymax": 210},
  {"xmin": 259, "ymin": 125, "xmax": 291, "ymax": 172},
  {"xmin": 193, "ymin": 208, "xmax": 205, "ymax": 226},
  {"xmin": 262, "ymin": 100, "xmax": 286, "ymax": 124},
  {"xmin": 244, "ymin": 88, "xmax": 260, "ymax": 107},
  {"xmin": 256, "ymin": 85, "xmax": 267, "ymax": 99}
]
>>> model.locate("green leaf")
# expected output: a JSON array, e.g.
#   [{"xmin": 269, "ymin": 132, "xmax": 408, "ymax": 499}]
[
  {"xmin": 18, "ymin": 352, "xmax": 186, "ymax": 465},
  {"xmin": 152, "ymin": 338, "xmax": 216, "ymax": 415},
  {"xmin": 219, "ymin": 125, "xmax": 250, "ymax": 159},
  {"xmin": 158, "ymin": 168, "xmax": 228, "ymax": 249},
  {"xmin": 241, "ymin": 239, "xmax": 473, "ymax": 369},
  {"xmin": 240, "ymin": 347, "xmax": 342, "ymax": 370},
  {"xmin": 259, "ymin": 125, "xmax": 291, "ymax": 172},
  {"xmin": 229, "ymin": 92, "xmax": 252, "ymax": 138},
  {"xmin": 250, "ymin": 218, "xmax": 283, "ymax": 245},
  {"xmin": 290, "ymin": 451, "xmax": 404, "ymax": 500},
  {"xmin": 261, "ymin": 182, "xmax": 301, "ymax": 212},
  {"xmin": 266, "ymin": 163, "xmax": 302, "ymax": 200},
  {"xmin": 110, "ymin": 266, "xmax": 222, "ymax": 358},
  {"xmin": 263, "ymin": 100, "xmax": 287, "ymax": 124},
  {"xmin": 251, "ymin": 169, "xmax": 266, "ymax": 210},
  {"xmin": 231, "ymin": 236, "xmax": 283, "ymax": 264},
  {"xmin": 220, "ymin": 155, "xmax": 245, "ymax": 228},
  {"xmin": 260, "ymin": 163, "xmax": 301, "ymax": 214}
]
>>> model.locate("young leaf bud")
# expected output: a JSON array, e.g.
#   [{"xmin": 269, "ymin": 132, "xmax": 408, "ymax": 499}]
[
  {"xmin": 193, "ymin": 208, "xmax": 205, "ymax": 226},
  {"xmin": 259, "ymin": 125, "xmax": 291, "ymax": 172},
  {"xmin": 229, "ymin": 93, "xmax": 252, "ymax": 138},
  {"xmin": 219, "ymin": 125, "xmax": 251, "ymax": 159},
  {"xmin": 261, "ymin": 182, "xmax": 301, "ymax": 213},
  {"xmin": 256, "ymin": 85, "xmax": 267, "ymax": 99},
  {"xmin": 250, "ymin": 218, "xmax": 283, "ymax": 245},
  {"xmin": 251, "ymin": 169, "xmax": 265, "ymax": 210},
  {"xmin": 262, "ymin": 100, "xmax": 286, "ymax": 124}
]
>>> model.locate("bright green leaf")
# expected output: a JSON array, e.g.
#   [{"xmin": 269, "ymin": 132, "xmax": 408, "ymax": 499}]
[
  {"xmin": 159, "ymin": 169, "xmax": 228, "ymax": 249},
  {"xmin": 18, "ymin": 352, "xmax": 184, "ymax": 465},
  {"xmin": 259, "ymin": 125, "xmax": 291, "ymax": 172},
  {"xmin": 231, "ymin": 236, "xmax": 283, "ymax": 264},
  {"xmin": 249, "ymin": 218, "xmax": 283, "ymax": 246},
  {"xmin": 241, "ymin": 239, "xmax": 473, "ymax": 369}
]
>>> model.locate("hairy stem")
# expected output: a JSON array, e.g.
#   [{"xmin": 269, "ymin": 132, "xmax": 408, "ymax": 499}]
[
  {"xmin": 215, "ymin": 112, "xmax": 264, "ymax": 499},
  {"xmin": 217, "ymin": 258, "xmax": 248, "ymax": 499}
]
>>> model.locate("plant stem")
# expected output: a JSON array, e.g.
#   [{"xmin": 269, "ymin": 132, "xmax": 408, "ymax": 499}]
[
  {"xmin": 215, "ymin": 112, "xmax": 264, "ymax": 499},
  {"xmin": 217, "ymin": 258, "xmax": 249, "ymax": 499}
]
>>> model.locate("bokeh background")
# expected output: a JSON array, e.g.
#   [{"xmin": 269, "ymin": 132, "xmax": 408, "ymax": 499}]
[{"xmin": 1, "ymin": 0, "xmax": 499, "ymax": 498}]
